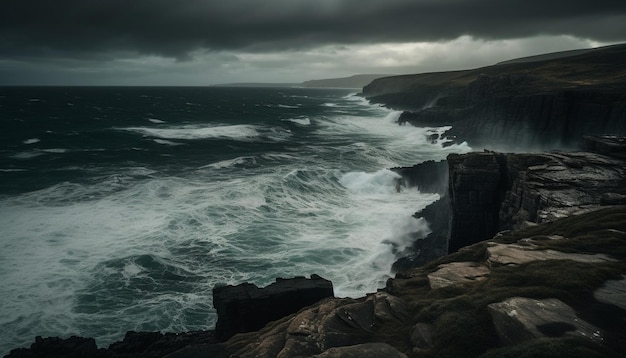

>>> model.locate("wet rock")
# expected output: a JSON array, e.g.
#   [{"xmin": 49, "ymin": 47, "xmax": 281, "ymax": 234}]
[
  {"xmin": 447, "ymin": 147, "xmax": 626, "ymax": 253},
  {"xmin": 594, "ymin": 275, "xmax": 626, "ymax": 311},
  {"xmin": 447, "ymin": 152, "xmax": 504, "ymax": 253},
  {"xmin": 427, "ymin": 261, "xmax": 491, "ymax": 289},
  {"xmin": 5, "ymin": 336, "xmax": 105, "ymax": 358},
  {"xmin": 488, "ymin": 297, "xmax": 604, "ymax": 345},
  {"xmin": 391, "ymin": 160, "xmax": 449, "ymax": 196},
  {"xmin": 312, "ymin": 342, "xmax": 408, "ymax": 358},
  {"xmin": 212, "ymin": 274, "xmax": 334, "ymax": 341},
  {"xmin": 581, "ymin": 135, "xmax": 626, "ymax": 159},
  {"xmin": 228, "ymin": 292, "xmax": 409, "ymax": 358},
  {"xmin": 392, "ymin": 195, "xmax": 450, "ymax": 271},
  {"xmin": 486, "ymin": 242, "xmax": 616, "ymax": 267},
  {"xmin": 409, "ymin": 323, "xmax": 434, "ymax": 349}
]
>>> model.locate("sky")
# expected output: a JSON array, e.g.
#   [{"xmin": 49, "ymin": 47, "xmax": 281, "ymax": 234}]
[{"xmin": 1, "ymin": 0, "xmax": 625, "ymax": 86}]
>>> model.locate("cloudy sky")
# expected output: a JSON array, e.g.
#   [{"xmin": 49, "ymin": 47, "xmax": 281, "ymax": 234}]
[{"xmin": 1, "ymin": 0, "xmax": 625, "ymax": 86}]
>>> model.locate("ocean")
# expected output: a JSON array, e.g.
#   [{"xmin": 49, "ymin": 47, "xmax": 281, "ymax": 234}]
[{"xmin": 0, "ymin": 86, "xmax": 470, "ymax": 353}]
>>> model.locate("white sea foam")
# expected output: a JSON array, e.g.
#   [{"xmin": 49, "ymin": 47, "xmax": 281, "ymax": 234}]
[
  {"xmin": 41, "ymin": 148, "xmax": 68, "ymax": 153},
  {"xmin": 23, "ymin": 138, "xmax": 40, "ymax": 144},
  {"xmin": 148, "ymin": 118, "xmax": 166, "ymax": 124},
  {"xmin": 153, "ymin": 139, "xmax": 184, "ymax": 146},
  {"xmin": 201, "ymin": 156, "xmax": 257, "ymax": 169},
  {"xmin": 0, "ymin": 88, "xmax": 468, "ymax": 354},
  {"xmin": 118, "ymin": 124, "xmax": 261, "ymax": 141},
  {"xmin": 11, "ymin": 151, "xmax": 43, "ymax": 159},
  {"xmin": 282, "ymin": 116, "xmax": 311, "ymax": 126}
]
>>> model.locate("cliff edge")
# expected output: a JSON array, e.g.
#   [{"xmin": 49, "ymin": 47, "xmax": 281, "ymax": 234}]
[{"xmin": 363, "ymin": 44, "xmax": 626, "ymax": 150}]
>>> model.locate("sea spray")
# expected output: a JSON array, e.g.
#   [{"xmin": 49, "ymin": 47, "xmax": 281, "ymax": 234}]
[{"xmin": 0, "ymin": 86, "xmax": 470, "ymax": 354}]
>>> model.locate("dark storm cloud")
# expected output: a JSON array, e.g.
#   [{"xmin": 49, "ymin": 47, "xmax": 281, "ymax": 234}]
[{"xmin": 1, "ymin": 0, "xmax": 625, "ymax": 60}]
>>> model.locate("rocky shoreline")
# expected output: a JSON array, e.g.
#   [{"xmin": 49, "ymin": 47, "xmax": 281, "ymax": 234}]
[
  {"xmin": 7, "ymin": 46, "xmax": 626, "ymax": 357},
  {"xmin": 8, "ymin": 137, "xmax": 626, "ymax": 357}
]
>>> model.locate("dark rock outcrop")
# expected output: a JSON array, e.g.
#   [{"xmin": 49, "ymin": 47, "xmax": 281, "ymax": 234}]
[
  {"xmin": 390, "ymin": 160, "xmax": 450, "ymax": 271},
  {"xmin": 392, "ymin": 195, "xmax": 450, "ymax": 271},
  {"xmin": 5, "ymin": 336, "xmax": 106, "ymax": 358},
  {"xmin": 447, "ymin": 140, "xmax": 626, "ymax": 252},
  {"xmin": 391, "ymin": 160, "xmax": 448, "ymax": 196},
  {"xmin": 364, "ymin": 44, "xmax": 626, "ymax": 151},
  {"xmin": 5, "ymin": 331, "xmax": 222, "ymax": 358},
  {"xmin": 220, "ymin": 207, "xmax": 626, "ymax": 357},
  {"xmin": 8, "ymin": 208, "xmax": 626, "ymax": 358},
  {"xmin": 213, "ymin": 275, "xmax": 334, "ymax": 341}
]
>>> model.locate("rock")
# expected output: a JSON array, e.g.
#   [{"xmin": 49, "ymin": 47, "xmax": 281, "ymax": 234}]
[
  {"xmin": 392, "ymin": 195, "xmax": 450, "ymax": 271},
  {"xmin": 391, "ymin": 160, "xmax": 449, "ymax": 196},
  {"xmin": 600, "ymin": 193, "xmax": 626, "ymax": 205},
  {"xmin": 427, "ymin": 261, "xmax": 491, "ymax": 289},
  {"xmin": 447, "ymin": 151, "xmax": 505, "ymax": 253},
  {"xmin": 213, "ymin": 275, "xmax": 334, "ymax": 341},
  {"xmin": 228, "ymin": 292, "xmax": 409, "ymax": 358},
  {"xmin": 4, "ymin": 331, "xmax": 220, "ymax": 358},
  {"xmin": 364, "ymin": 45, "xmax": 626, "ymax": 151},
  {"xmin": 594, "ymin": 275, "xmax": 626, "ymax": 311},
  {"xmin": 487, "ymin": 297, "xmax": 604, "ymax": 345},
  {"xmin": 446, "ymin": 147, "xmax": 626, "ymax": 253},
  {"xmin": 5, "ymin": 336, "xmax": 105, "ymax": 358},
  {"xmin": 486, "ymin": 242, "xmax": 616, "ymax": 267},
  {"xmin": 409, "ymin": 323, "xmax": 434, "ymax": 349},
  {"xmin": 106, "ymin": 331, "xmax": 218, "ymax": 358},
  {"xmin": 312, "ymin": 343, "xmax": 408, "ymax": 358},
  {"xmin": 581, "ymin": 135, "xmax": 626, "ymax": 159}
]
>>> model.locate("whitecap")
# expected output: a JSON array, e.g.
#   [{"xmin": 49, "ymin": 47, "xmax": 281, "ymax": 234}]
[
  {"xmin": 339, "ymin": 169, "xmax": 401, "ymax": 195},
  {"xmin": 118, "ymin": 124, "xmax": 261, "ymax": 141},
  {"xmin": 41, "ymin": 148, "xmax": 68, "ymax": 154},
  {"xmin": 282, "ymin": 117, "xmax": 311, "ymax": 126},
  {"xmin": 23, "ymin": 138, "xmax": 40, "ymax": 145},
  {"xmin": 11, "ymin": 151, "xmax": 43, "ymax": 159},
  {"xmin": 200, "ymin": 156, "xmax": 257, "ymax": 169},
  {"xmin": 277, "ymin": 104, "xmax": 300, "ymax": 109},
  {"xmin": 148, "ymin": 118, "xmax": 166, "ymax": 124},
  {"xmin": 153, "ymin": 139, "xmax": 184, "ymax": 146}
]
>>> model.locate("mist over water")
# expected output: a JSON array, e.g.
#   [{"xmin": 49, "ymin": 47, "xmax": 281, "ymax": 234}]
[{"xmin": 0, "ymin": 86, "xmax": 470, "ymax": 353}]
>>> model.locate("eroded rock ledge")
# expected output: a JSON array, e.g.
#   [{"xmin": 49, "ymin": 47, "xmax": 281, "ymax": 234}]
[{"xmin": 448, "ymin": 135, "xmax": 626, "ymax": 253}]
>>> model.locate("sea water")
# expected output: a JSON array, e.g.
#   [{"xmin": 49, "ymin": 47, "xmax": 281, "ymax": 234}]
[{"xmin": 0, "ymin": 86, "xmax": 470, "ymax": 353}]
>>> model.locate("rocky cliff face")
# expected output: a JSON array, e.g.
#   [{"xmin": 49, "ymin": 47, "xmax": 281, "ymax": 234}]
[
  {"xmin": 447, "ymin": 136, "xmax": 626, "ymax": 253},
  {"xmin": 364, "ymin": 44, "xmax": 626, "ymax": 151}
]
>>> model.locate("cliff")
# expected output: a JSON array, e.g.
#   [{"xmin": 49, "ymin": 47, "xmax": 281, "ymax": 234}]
[
  {"xmin": 363, "ymin": 44, "xmax": 626, "ymax": 150},
  {"xmin": 7, "ymin": 46, "xmax": 626, "ymax": 357}
]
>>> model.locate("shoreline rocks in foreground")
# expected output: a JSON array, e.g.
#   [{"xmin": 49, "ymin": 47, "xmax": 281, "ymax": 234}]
[{"xmin": 7, "ymin": 143, "xmax": 626, "ymax": 357}]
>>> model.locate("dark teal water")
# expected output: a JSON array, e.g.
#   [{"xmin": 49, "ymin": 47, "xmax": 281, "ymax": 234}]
[{"xmin": 0, "ymin": 86, "xmax": 469, "ymax": 353}]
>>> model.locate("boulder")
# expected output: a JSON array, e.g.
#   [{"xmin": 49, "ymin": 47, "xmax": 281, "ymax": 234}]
[
  {"xmin": 213, "ymin": 274, "xmax": 334, "ymax": 341},
  {"xmin": 229, "ymin": 292, "xmax": 409, "ymax": 358},
  {"xmin": 487, "ymin": 297, "xmax": 603, "ymax": 345},
  {"xmin": 427, "ymin": 261, "xmax": 491, "ymax": 289}
]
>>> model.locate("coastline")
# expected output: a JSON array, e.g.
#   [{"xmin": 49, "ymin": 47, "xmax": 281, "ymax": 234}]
[{"xmin": 6, "ymin": 46, "xmax": 626, "ymax": 357}]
